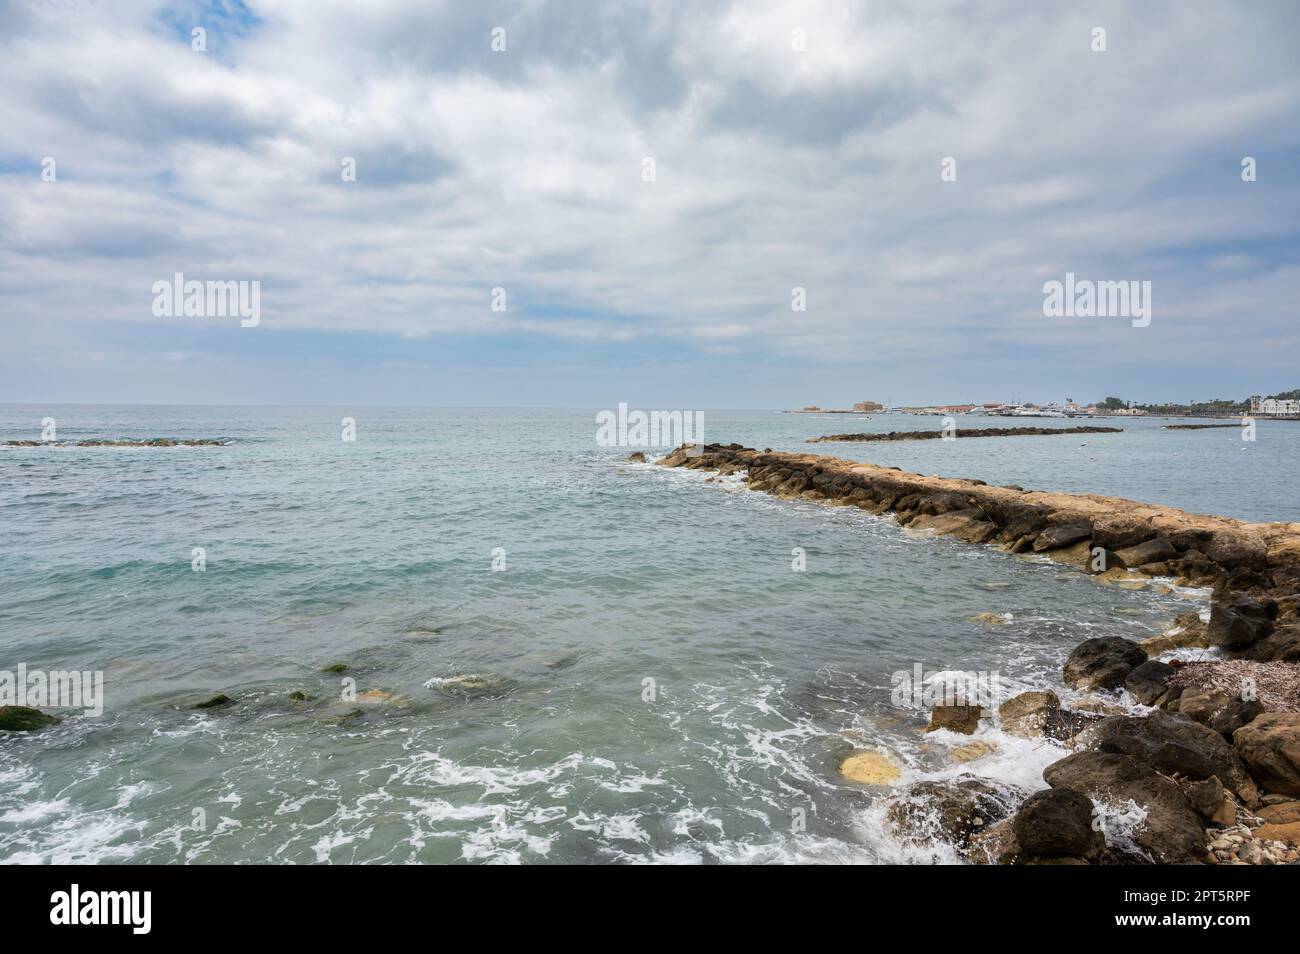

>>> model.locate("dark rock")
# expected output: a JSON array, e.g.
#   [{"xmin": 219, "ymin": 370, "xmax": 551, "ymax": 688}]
[
  {"xmin": 1176, "ymin": 688, "xmax": 1262, "ymax": 739},
  {"xmin": 1114, "ymin": 537, "xmax": 1179, "ymax": 568},
  {"xmin": 1063, "ymin": 636, "xmax": 1147, "ymax": 691},
  {"xmin": 884, "ymin": 776, "xmax": 1023, "ymax": 849},
  {"xmin": 1043, "ymin": 751, "xmax": 1206, "ymax": 863},
  {"xmin": 1180, "ymin": 776, "xmax": 1235, "ymax": 826},
  {"xmin": 0, "ymin": 706, "xmax": 62, "ymax": 732},
  {"xmin": 1093, "ymin": 710, "xmax": 1260, "ymax": 805},
  {"xmin": 1233, "ymin": 713, "xmax": 1300, "ymax": 797},
  {"xmin": 321, "ymin": 662, "xmax": 349, "ymax": 673},
  {"xmin": 1207, "ymin": 597, "xmax": 1277, "ymax": 649},
  {"xmin": 1033, "ymin": 522, "xmax": 1092, "ymax": 551},
  {"xmin": 193, "ymin": 693, "xmax": 233, "ymax": 710},
  {"xmin": 1124, "ymin": 660, "xmax": 1177, "ymax": 706},
  {"xmin": 1012, "ymin": 788, "xmax": 1105, "ymax": 860},
  {"xmin": 627, "ymin": 451, "xmax": 647, "ymax": 462}
]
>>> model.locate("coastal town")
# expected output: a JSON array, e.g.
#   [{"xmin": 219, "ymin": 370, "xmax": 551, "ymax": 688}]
[{"xmin": 789, "ymin": 391, "xmax": 1300, "ymax": 419}]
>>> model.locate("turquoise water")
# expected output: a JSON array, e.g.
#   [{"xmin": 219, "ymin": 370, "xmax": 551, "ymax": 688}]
[{"xmin": 0, "ymin": 406, "xmax": 1293, "ymax": 863}]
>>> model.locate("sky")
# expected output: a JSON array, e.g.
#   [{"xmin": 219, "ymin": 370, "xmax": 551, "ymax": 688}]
[{"xmin": 1, "ymin": 0, "xmax": 1297, "ymax": 408}]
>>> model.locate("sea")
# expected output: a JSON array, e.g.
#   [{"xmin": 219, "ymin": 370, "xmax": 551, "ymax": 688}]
[{"xmin": 1, "ymin": 405, "xmax": 1295, "ymax": 864}]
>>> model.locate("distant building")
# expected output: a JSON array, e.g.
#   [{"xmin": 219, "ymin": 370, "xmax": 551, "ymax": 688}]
[
  {"xmin": 1110, "ymin": 407, "xmax": 1147, "ymax": 416},
  {"xmin": 1251, "ymin": 395, "xmax": 1300, "ymax": 416},
  {"xmin": 853, "ymin": 400, "xmax": 885, "ymax": 412},
  {"xmin": 941, "ymin": 405, "xmax": 977, "ymax": 414}
]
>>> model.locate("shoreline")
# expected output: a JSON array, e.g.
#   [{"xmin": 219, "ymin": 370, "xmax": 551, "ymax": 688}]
[
  {"xmin": 809, "ymin": 425, "xmax": 1121, "ymax": 443},
  {"xmin": 656, "ymin": 442, "xmax": 1300, "ymax": 864}
]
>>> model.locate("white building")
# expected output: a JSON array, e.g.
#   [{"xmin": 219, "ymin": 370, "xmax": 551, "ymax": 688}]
[{"xmin": 1250, "ymin": 395, "xmax": 1300, "ymax": 416}]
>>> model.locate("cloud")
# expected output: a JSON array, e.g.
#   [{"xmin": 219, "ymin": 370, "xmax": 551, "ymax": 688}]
[{"xmin": 0, "ymin": 0, "xmax": 1297, "ymax": 405}]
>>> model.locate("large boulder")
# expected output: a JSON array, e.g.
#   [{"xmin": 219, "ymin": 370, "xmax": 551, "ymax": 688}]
[
  {"xmin": 1233, "ymin": 714, "xmax": 1300, "ymax": 797},
  {"xmin": 1063, "ymin": 636, "xmax": 1148, "ymax": 691},
  {"xmin": 1012, "ymin": 788, "xmax": 1105, "ymax": 861},
  {"xmin": 884, "ymin": 776, "xmax": 1023, "ymax": 849},
  {"xmin": 1207, "ymin": 597, "xmax": 1277, "ymax": 650},
  {"xmin": 1093, "ymin": 710, "xmax": 1260, "ymax": 805},
  {"xmin": 1043, "ymin": 751, "xmax": 1206, "ymax": 863},
  {"xmin": 1176, "ymin": 688, "xmax": 1263, "ymax": 740},
  {"xmin": 1124, "ymin": 660, "xmax": 1177, "ymax": 706},
  {"xmin": 1141, "ymin": 611, "xmax": 1208, "ymax": 655}
]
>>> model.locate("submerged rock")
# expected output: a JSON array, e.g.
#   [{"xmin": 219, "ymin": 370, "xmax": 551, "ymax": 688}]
[
  {"xmin": 0, "ymin": 706, "xmax": 61, "ymax": 732},
  {"xmin": 321, "ymin": 662, "xmax": 349, "ymax": 673},
  {"xmin": 1063, "ymin": 636, "xmax": 1147, "ymax": 691},
  {"xmin": 192, "ymin": 693, "xmax": 233, "ymax": 710},
  {"xmin": 839, "ymin": 750, "xmax": 901, "ymax": 785},
  {"xmin": 425, "ymin": 673, "xmax": 518, "ymax": 699}
]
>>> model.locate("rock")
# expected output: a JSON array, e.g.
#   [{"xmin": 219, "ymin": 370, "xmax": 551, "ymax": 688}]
[
  {"xmin": 1181, "ymin": 776, "xmax": 1235, "ymax": 826},
  {"xmin": 1233, "ymin": 714, "xmax": 1300, "ymax": 797},
  {"xmin": 950, "ymin": 740, "xmax": 998, "ymax": 763},
  {"xmin": 840, "ymin": 750, "xmax": 901, "ymax": 785},
  {"xmin": 926, "ymin": 703, "xmax": 982, "ymax": 735},
  {"xmin": 884, "ymin": 776, "xmax": 1021, "ymax": 848},
  {"xmin": 1256, "ymin": 801, "xmax": 1300, "ymax": 825},
  {"xmin": 426, "ymin": 673, "xmax": 518, "ymax": 699},
  {"xmin": 1114, "ymin": 537, "xmax": 1179, "ymax": 568},
  {"xmin": 321, "ymin": 662, "xmax": 349, "ymax": 673},
  {"xmin": 1176, "ymin": 688, "xmax": 1262, "ymax": 739},
  {"xmin": 998, "ymin": 689, "xmax": 1098, "ymax": 741},
  {"xmin": 1063, "ymin": 636, "xmax": 1148, "ymax": 691},
  {"xmin": 1207, "ymin": 597, "xmax": 1277, "ymax": 649},
  {"xmin": 356, "ymin": 689, "xmax": 396, "ymax": 703},
  {"xmin": 968, "ymin": 817, "xmax": 1020, "ymax": 864},
  {"xmin": 969, "ymin": 612, "xmax": 1011, "ymax": 626},
  {"xmin": 1094, "ymin": 710, "xmax": 1260, "ymax": 805},
  {"xmin": 288, "ymin": 691, "xmax": 314, "ymax": 702},
  {"xmin": 1141, "ymin": 611, "xmax": 1209, "ymax": 654},
  {"xmin": 999, "ymin": 691, "xmax": 1060, "ymax": 738},
  {"xmin": 0, "ymin": 706, "xmax": 61, "ymax": 732},
  {"xmin": 1012, "ymin": 788, "xmax": 1105, "ymax": 860},
  {"xmin": 627, "ymin": 451, "xmax": 647, "ymax": 462},
  {"xmin": 193, "ymin": 693, "xmax": 233, "ymax": 710},
  {"xmin": 1125, "ymin": 660, "xmax": 1177, "ymax": 706},
  {"xmin": 1043, "ymin": 751, "xmax": 1206, "ymax": 864},
  {"xmin": 1253, "ymin": 821, "xmax": 1300, "ymax": 847},
  {"xmin": 1033, "ymin": 522, "xmax": 1093, "ymax": 551}
]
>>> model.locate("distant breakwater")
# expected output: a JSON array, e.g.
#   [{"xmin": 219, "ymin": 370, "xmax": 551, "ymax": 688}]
[{"xmin": 808, "ymin": 426, "xmax": 1121, "ymax": 443}]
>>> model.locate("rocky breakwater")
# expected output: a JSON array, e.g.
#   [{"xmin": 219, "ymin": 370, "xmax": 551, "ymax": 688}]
[
  {"xmin": 656, "ymin": 443, "xmax": 1300, "ymax": 662},
  {"xmin": 655, "ymin": 443, "xmax": 1300, "ymax": 864},
  {"xmin": 809, "ymin": 425, "xmax": 1121, "ymax": 443}
]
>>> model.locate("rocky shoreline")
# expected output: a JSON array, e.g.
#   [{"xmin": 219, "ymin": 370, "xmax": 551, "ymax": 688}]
[
  {"xmin": 655, "ymin": 442, "xmax": 1300, "ymax": 864},
  {"xmin": 809, "ymin": 425, "xmax": 1122, "ymax": 443}
]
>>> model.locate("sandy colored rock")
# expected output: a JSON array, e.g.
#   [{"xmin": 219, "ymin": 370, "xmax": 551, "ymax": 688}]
[
  {"xmin": 1253, "ymin": 821, "xmax": 1300, "ymax": 846},
  {"xmin": 949, "ymin": 740, "xmax": 998, "ymax": 762},
  {"xmin": 840, "ymin": 750, "xmax": 901, "ymax": 785}
]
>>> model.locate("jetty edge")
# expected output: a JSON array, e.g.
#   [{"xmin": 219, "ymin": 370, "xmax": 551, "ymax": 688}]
[
  {"xmin": 654, "ymin": 442, "xmax": 1300, "ymax": 864},
  {"xmin": 809, "ymin": 425, "xmax": 1121, "ymax": 443}
]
